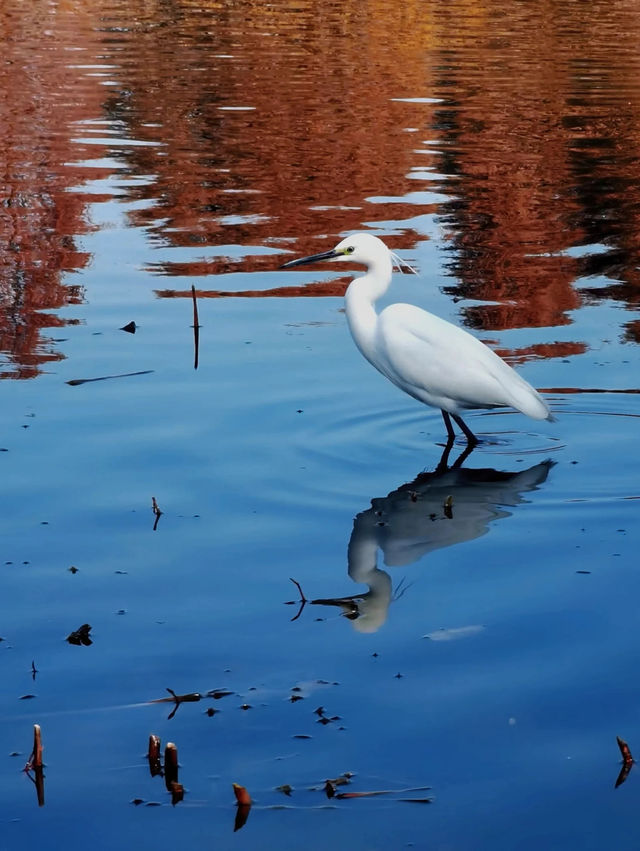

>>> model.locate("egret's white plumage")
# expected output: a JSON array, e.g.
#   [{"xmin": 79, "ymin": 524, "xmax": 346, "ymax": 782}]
[{"xmin": 281, "ymin": 232, "xmax": 552, "ymax": 445}]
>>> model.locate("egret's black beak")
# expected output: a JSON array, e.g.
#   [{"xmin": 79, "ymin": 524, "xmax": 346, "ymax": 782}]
[{"xmin": 280, "ymin": 248, "xmax": 341, "ymax": 269}]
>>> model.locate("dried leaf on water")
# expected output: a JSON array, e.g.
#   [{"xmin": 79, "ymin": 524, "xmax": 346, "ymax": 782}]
[{"xmin": 66, "ymin": 624, "xmax": 92, "ymax": 646}]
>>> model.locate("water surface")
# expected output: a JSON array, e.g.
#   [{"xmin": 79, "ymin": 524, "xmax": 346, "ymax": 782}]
[{"xmin": 1, "ymin": 1, "xmax": 640, "ymax": 849}]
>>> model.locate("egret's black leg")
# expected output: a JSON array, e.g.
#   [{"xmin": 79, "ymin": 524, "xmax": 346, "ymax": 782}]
[
  {"xmin": 441, "ymin": 410, "xmax": 456, "ymax": 442},
  {"xmin": 451, "ymin": 413, "xmax": 479, "ymax": 447},
  {"xmin": 436, "ymin": 411, "xmax": 456, "ymax": 473}
]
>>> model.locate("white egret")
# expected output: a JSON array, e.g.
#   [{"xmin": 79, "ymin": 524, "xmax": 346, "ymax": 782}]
[{"xmin": 281, "ymin": 232, "xmax": 552, "ymax": 446}]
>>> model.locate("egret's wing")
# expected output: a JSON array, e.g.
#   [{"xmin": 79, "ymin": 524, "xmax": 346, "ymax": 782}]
[{"xmin": 375, "ymin": 303, "xmax": 545, "ymax": 415}]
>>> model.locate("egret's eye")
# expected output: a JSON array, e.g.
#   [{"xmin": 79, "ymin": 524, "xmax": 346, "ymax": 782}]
[{"xmin": 345, "ymin": 246, "xmax": 355, "ymax": 254}]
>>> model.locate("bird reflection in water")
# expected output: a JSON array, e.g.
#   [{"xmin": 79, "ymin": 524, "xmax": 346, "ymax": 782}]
[{"xmin": 295, "ymin": 445, "xmax": 553, "ymax": 632}]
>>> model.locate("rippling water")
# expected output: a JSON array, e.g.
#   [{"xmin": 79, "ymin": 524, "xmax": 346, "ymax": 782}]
[{"xmin": 2, "ymin": 1, "xmax": 640, "ymax": 849}]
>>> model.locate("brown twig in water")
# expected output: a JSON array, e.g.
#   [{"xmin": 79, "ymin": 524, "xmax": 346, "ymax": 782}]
[
  {"xmin": 191, "ymin": 285, "xmax": 201, "ymax": 370},
  {"xmin": 148, "ymin": 734, "xmax": 162, "ymax": 777},
  {"xmin": 164, "ymin": 742, "xmax": 179, "ymax": 790},
  {"xmin": 232, "ymin": 783, "xmax": 252, "ymax": 831},
  {"xmin": 615, "ymin": 735, "xmax": 635, "ymax": 788},
  {"xmin": 288, "ymin": 577, "xmax": 308, "ymax": 621},
  {"xmin": 24, "ymin": 724, "xmax": 45, "ymax": 806},
  {"xmin": 148, "ymin": 687, "xmax": 201, "ymax": 719},
  {"xmin": 151, "ymin": 497, "xmax": 163, "ymax": 531},
  {"xmin": 26, "ymin": 724, "xmax": 43, "ymax": 769},
  {"xmin": 163, "ymin": 741, "xmax": 184, "ymax": 804},
  {"xmin": 617, "ymin": 735, "xmax": 634, "ymax": 764},
  {"xmin": 66, "ymin": 370, "xmax": 153, "ymax": 386},
  {"xmin": 290, "ymin": 577, "xmax": 307, "ymax": 602}
]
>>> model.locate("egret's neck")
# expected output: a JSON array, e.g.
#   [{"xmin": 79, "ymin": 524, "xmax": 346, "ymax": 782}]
[{"xmin": 344, "ymin": 256, "xmax": 392, "ymax": 363}]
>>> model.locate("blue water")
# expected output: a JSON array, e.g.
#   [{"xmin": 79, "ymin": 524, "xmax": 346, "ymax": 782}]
[{"xmin": 2, "ymin": 2, "xmax": 640, "ymax": 849}]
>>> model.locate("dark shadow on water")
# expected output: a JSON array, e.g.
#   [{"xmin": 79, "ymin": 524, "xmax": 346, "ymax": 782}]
[{"xmin": 299, "ymin": 445, "xmax": 554, "ymax": 633}]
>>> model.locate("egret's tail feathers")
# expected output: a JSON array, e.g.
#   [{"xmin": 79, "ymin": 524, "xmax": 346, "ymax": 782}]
[{"xmin": 508, "ymin": 383, "xmax": 553, "ymax": 421}]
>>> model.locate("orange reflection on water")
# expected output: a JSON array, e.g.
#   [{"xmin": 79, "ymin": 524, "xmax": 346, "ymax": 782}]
[
  {"xmin": 4, "ymin": 0, "xmax": 640, "ymax": 376},
  {"xmin": 430, "ymin": 0, "xmax": 640, "ymax": 334},
  {"xmin": 101, "ymin": 0, "xmax": 440, "ymax": 260},
  {"xmin": 0, "ymin": 0, "xmax": 107, "ymax": 378}
]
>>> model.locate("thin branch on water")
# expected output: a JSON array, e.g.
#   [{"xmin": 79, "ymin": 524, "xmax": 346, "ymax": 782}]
[
  {"xmin": 192, "ymin": 285, "xmax": 200, "ymax": 370},
  {"xmin": 288, "ymin": 577, "xmax": 307, "ymax": 621},
  {"xmin": 151, "ymin": 496, "xmax": 163, "ymax": 531}
]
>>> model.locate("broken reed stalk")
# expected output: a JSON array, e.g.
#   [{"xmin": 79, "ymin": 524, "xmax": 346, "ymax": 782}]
[
  {"xmin": 232, "ymin": 783, "xmax": 252, "ymax": 806},
  {"xmin": 170, "ymin": 781, "xmax": 184, "ymax": 805},
  {"xmin": 191, "ymin": 285, "xmax": 200, "ymax": 330},
  {"xmin": 232, "ymin": 783, "xmax": 252, "ymax": 831},
  {"xmin": 148, "ymin": 734, "xmax": 162, "ymax": 776},
  {"xmin": 289, "ymin": 577, "xmax": 306, "ymax": 602},
  {"xmin": 192, "ymin": 285, "xmax": 200, "ymax": 370},
  {"xmin": 32, "ymin": 724, "xmax": 43, "ymax": 768},
  {"xmin": 164, "ymin": 742, "xmax": 179, "ymax": 789},
  {"xmin": 151, "ymin": 496, "xmax": 163, "ymax": 531},
  {"xmin": 617, "ymin": 736, "xmax": 634, "ymax": 764}
]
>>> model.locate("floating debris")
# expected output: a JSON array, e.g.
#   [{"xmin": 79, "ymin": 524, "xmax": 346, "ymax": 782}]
[
  {"xmin": 151, "ymin": 496, "xmax": 163, "ymax": 531},
  {"xmin": 66, "ymin": 370, "xmax": 153, "ymax": 386},
  {"xmin": 336, "ymin": 785, "xmax": 432, "ymax": 802},
  {"xmin": 66, "ymin": 624, "xmax": 92, "ymax": 646},
  {"xmin": 192, "ymin": 285, "xmax": 200, "ymax": 370},
  {"xmin": 615, "ymin": 735, "xmax": 635, "ymax": 788},
  {"xmin": 148, "ymin": 734, "xmax": 162, "ymax": 777},
  {"xmin": 164, "ymin": 742, "xmax": 178, "ymax": 786},
  {"xmin": 23, "ymin": 724, "xmax": 45, "ymax": 806},
  {"xmin": 148, "ymin": 688, "xmax": 201, "ymax": 720},
  {"xmin": 206, "ymin": 689, "xmax": 234, "ymax": 700},
  {"xmin": 232, "ymin": 783, "xmax": 252, "ymax": 832},
  {"xmin": 276, "ymin": 784, "xmax": 293, "ymax": 797},
  {"xmin": 232, "ymin": 783, "xmax": 252, "ymax": 806},
  {"xmin": 443, "ymin": 494, "xmax": 453, "ymax": 519}
]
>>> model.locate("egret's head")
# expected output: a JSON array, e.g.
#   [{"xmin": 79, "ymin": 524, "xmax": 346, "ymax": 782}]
[{"xmin": 280, "ymin": 232, "xmax": 391, "ymax": 270}]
